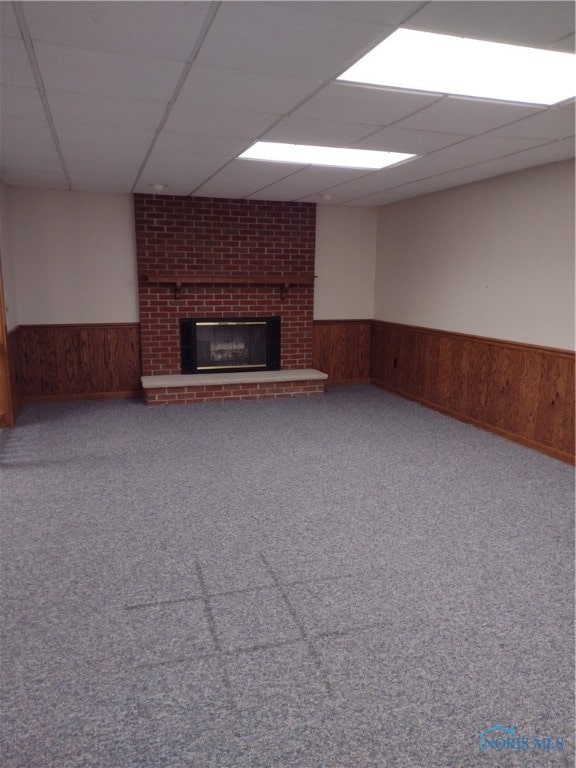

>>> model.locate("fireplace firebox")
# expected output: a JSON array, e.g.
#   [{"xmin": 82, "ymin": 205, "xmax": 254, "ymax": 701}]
[{"xmin": 180, "ymin": 317, "xmax": 281, "ymax": 374}]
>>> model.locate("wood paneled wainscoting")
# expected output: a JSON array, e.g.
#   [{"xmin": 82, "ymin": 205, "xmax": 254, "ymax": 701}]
[
  {"xmin": 6, "ymin": 326, "xmax": 24, "ymax": 422},
  {"xmin": 10, "ymin": 323, "xmax": 141, "ymax": 405},
  {"xmin": 371, "ymin": 321, "xmax": 575, "ymax": 464},
  {"xmin": 312, "ymin": 320, "xmax": 371, "ymax": 384}
]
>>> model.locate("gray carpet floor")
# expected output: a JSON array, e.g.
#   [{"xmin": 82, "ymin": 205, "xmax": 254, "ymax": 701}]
[{"xmin": 1, "ymin": 385, "xmax": 574, "ymax": 767}]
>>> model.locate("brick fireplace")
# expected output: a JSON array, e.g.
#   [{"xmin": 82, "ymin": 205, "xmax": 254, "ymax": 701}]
[{"xmin": 134, "ymin": 195, "xmax": 326, "ymax": 404}]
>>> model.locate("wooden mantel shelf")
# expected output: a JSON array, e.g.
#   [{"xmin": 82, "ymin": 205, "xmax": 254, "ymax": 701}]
[{"xmin": 141, "ymin": 272, "xmax": 316, "ymax": 299}]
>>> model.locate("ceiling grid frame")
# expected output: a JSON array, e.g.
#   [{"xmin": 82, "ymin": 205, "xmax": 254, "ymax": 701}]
[{"xmin": 0, "ymin": 1, "xmax": 573, "ymax": 203}]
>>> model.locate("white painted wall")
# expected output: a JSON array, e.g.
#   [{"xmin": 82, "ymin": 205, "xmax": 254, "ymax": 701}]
[
  {"xmin": 0, "ymin": 182, "xmax": 18, "ymax": 331},
  {"xmin": 375, "ymin": 160, "xmax": 575, "ymax": 350},
  {"xmin": 7, "ymin": 188, "xmax": 139, "ymax": 324},
  {"xmin": 6, "ymin": 191, "xmax": 378, "ymax": 326},
  {"xmin": 5, "ymin": 165, "xmax": 574, "ymax": 349},
  {"xmin": 314, "ymin": 204, "xmax": 377, "ymax": 319}
]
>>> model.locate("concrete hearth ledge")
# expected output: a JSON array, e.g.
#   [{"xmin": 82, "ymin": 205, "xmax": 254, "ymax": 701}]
[{"xmin": 141, "ymin": 369, "xmax": 328, "ymax": 389}]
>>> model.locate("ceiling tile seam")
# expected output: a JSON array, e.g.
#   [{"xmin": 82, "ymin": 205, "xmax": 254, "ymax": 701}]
[
  {"xmin": 328, "ymin": 139, "xmax": 564, "ymax": 206},
  {"xmin": 185, "ymin": 82, "xmax": 349, "ymax": 196},
  {"xmin": 233, "ymin": 164, "xmax": 336, "ymax": 201},
  {"xmin": 130, "ymin": 1, "xmax": 221, "ymax": 194},
  {"xmin": 397, "ymin": 1, "xmax": 431, "ymax": 28},
  {"xmin": 310, "ymin": 138, "xmax": 567, "ymax": 204},
  {"xmin": 547, "ymin": 32, "xmax": 575, "ymax": 49},
  {"xmin": 241, "ymin": 166, "xmax": 323, "ymax": 200},
  {"xmin": 341, "ymin": 91, "xmax": 449, "ymax": 148},
  {"xmin": 373, "ymin": 103, "xmax": 560, "ymax": 164},
  {"xmin": 308, "ymin": 2, "xmax": 429, "ymax": 85},
  {"xmin": 187, "ymin": 20, "xmax": 415, "ymax": 196},
  {"xmin": 287, "ymin": 162, "xmax": 420, "ymax": 204},
  {"xmin": 372, "ymin": 92, "xmax": 449, "ymax": 130},
  {"xmin": 240, "ymin": 149, "xmax": 424, "ymax": 201},
  {"xmin": 417, "ymin": 108, "xmax": 559, "ymax": 159},
  {"xmin": 287, "ymin": 124, "xmax": 568, "ymax": 205},
  {"xmin": 185, "ymin": 5, "xmax": 459, "ymax": 198},
  {"xmin": 11, "ymin": 1, "xmax": 72, "ymax": 190},
  {"xmin": 313, "ymin": 0, "xmax": 429, "ymax": 79},
  {"xmin": 185, "ymin": 80, "xmax": 385, "ymax": 196},
  {"xmin": 475, "ymin": 122, "xmax": 574, "ymax": 144}
]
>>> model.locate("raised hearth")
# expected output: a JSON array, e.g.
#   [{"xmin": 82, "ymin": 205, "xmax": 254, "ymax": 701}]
[{"xmin": 141, "ymin": 369, "xmax": 328, "ymax": 405}]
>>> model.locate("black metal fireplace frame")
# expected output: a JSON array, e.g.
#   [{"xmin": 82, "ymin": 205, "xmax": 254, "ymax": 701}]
[{"xmin": 180, "ymin": 316, "xmax": 281, "ymax": 375}]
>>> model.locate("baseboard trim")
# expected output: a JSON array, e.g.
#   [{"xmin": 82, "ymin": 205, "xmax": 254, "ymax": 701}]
[
  {"xmin": 327, "ymin": 377, "xmax": 371, "ymax": 385},
  {"xmin": 371, "ymin": 379, "xmax": 575, "ymax": 465}
]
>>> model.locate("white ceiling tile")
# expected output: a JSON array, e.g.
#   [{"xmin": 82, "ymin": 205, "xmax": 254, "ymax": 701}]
[
  {"xmin": 353, "ymin": 127, "xmax": 469, "ymax": 153},
  {"xmin": 295, "ymin": 82, "xmax": 441, "ymax": 126},
  {"xmin": 23, "ymin": 1, "xmax": 213, "ymax": 61},
  {"xmin": 133, "ymin": 180, "xmax": 197, "ymax": 197},
  {"xmin": 34, "ymin": 42, "xmax": 183, "ymax": 100},
  {"xmin": 295, "ymin": 168, "xmax": 400, "ymax": 204},
  {"xmin": 55, "ymin": 121, "xmax": 154, "ymax": 148},
  {"xmin": 363, "ymin": 139, "xmax": 576, "ymax": 205},
  {"xmin": 247, "ymin": 165, "xmax": 371, "ymax": 201},
  {"xmin": 0, "ymin": 0, "xmax": 573, "ymax": 202},
  {"xmin": 434, "ymin": 164, "xmax": 539, "ymax": 190},
  {"xmin": 373, "ymin": 142, "xmax": 576, "ymax": 204},
  {"xmin": 0, "ymin": 37, "xmax": 37, "ymax": 88},
  {"xmin": 175, "ymin": 64, "xmax": 322, "ymax": 115},
  {"xmin": 547, "ymin": 32, "xmax": 575, "ymax": 52},
  {"xmin": 316, "ymin": 153, "xmax": 482, "ymax": 204},
  {"xmin": 344, "ymin": 186, "xmax": 432, "ymax": 206},
  {"xmin": 312, "ymin": 2, "xmax": 424, "ymax": 27},
  {"xmin": 67, "ymin": 158, "xmax": 139, "ymax": 176},
  {"xmin": 193, "ymin": 159, "xmax": 307, "ymax": 199},
  {"xmin": 0, "ymin": 166, "xmax": 69, "ymax": 189},
  {"xmin": 346, "ymin": 163, "xmax": 529, "ymax": 206},
  {"xmin": 67, "ymin": 162, "xmax": 138, "ymax": 192},
  {"xmin": 196, "ymin": 2, "xmax": 391, "ymax": 79},
  {"xmin": 0, "ymin": 85, "xmax": 45, "ymax": 119},
  {"xmin": 48, "ymin": 92, "xmax": 166, "ymax": 131},
  {"xmin": 431, "ymin": 135, "xmax": 549, "ymax": 161},
  {"xmin": 407, "ymin": 1, "xmax": 575, "ymax": 48},
  {"xmin": 138, "ymin": 153, "xmax": 232, "ymax": 193},
  {"xmin": 154, "ymin": 131, "xmax": 249, "ymax": 159},
  {"xmin": 488, "ymin": 108, "xmax": 575, "ymax": 140},
  {"xmin": 342, "ymin": 189, "xmax": 411, "ymax": 206},
  {"xmin": 249, "ymin": 188, "xmax": 316, "ymax": 203},
  {"xmin": 261, "ymin": 115, "xmax": 379, "ymax": 146},
  {"xmin": 378, "ymin": 153, "xmax": 480, "ymax": 184},
  {"xmin": 1, "ymin": 137, "xmax": 61, "ymax": 168},
  {"xmin": 1, "ymin": 115, "xmax": 55, "ymax": 145},
  {"xmin": 0, "ymin": 3, "xmax": 20, "ymax": 38},
  {"xmin": 457, "ymin": 139, "xmax": 575, "ymax": 176},
  {"xmin": 396, "ymin": 97, "xmax": 544, "ymax": 135},
  {"xmin": 58, "ymin": 132, "xmax": 153, "ymax": 166},
  {"xmin": 70, "ymin": 178, "xmax": 133, "ymax": 193},
  {"xmin": 164, "ymin": 105, "xmax": 279, "ymax": 140}
]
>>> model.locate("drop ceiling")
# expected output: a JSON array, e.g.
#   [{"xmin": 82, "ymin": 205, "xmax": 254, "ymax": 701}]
[{"xmin": 0, "ymin": 1, "xmax": 574, "ymax": 206}]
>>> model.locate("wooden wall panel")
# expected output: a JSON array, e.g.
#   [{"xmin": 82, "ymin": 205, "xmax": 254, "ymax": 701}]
[
  {"xmin": 371, "ymin": 321, "xmax": 575, "ymax": 463},
  {"xmin": 15, "ymin": 323, "xmax": 141, "ymax": 400},
  {"xmin": 313, "ymin": 320, "xmax": 371, "ymax": 384},
  {"xmin": 6, "ymin": 327, "xmax": 23, "ymax": 422},
  {"xmin": 9, "ymin": 319, "xmax": 574, "ymax": 462}
]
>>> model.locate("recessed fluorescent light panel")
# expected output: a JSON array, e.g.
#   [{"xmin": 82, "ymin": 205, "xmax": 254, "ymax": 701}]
[
  {"xmin": 338, "ymin": 29, "xmax": 576, "ymax": 105},
  {"xmin": 239, "ymin": 142, "xmax": 415, "ymax": 169}
]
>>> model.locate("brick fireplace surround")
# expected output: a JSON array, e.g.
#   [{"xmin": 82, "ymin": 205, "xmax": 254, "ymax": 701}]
[{"xmin": 134, "ymin": 195, "xmax": 326, "ymax": 405}]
